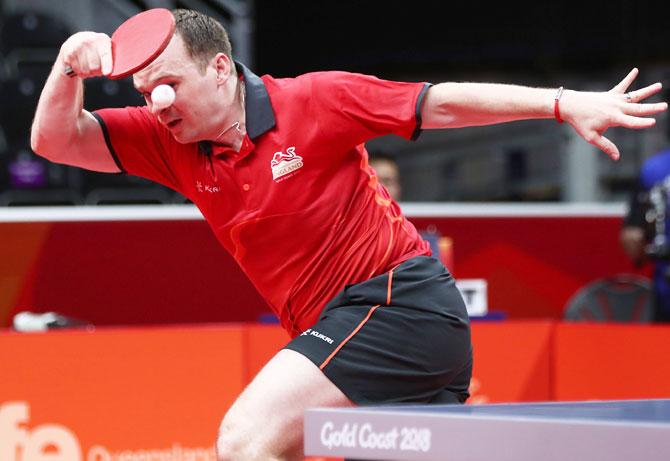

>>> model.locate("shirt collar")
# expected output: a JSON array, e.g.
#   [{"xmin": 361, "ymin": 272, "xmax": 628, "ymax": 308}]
[
  {"xmin": 198, "ymin": 61, "xmax": 276, "ymax": 155},
  {"xmin": 237, "ymin": 62, "xmax": 276, "ymax": 139}
]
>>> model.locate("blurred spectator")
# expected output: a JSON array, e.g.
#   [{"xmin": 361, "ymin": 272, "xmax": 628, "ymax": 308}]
[
  {"xmin": 368, "ymin": 149, "xmax": 401, "ymax": 201},
  {"xmin": 621, "ymin": 145, "xmax": 670, "ymax": 322},
  {"xmin": 367, "ymin": 148, "xmax": 455, "ymax": 270}
]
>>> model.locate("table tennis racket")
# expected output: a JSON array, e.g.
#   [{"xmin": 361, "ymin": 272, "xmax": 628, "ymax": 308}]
[{"xmin": 64, "ymin": 8, "xmax": 176, "ymax": 79}]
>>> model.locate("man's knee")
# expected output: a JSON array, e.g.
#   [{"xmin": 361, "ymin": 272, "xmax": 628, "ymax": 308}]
[
  {"xmin": 216, "ymin": 417, "xmax": 286, "ymax": 461},
  {"xmin": 217, "ymin": 418, "xmax": 253, "ymax": 461}
]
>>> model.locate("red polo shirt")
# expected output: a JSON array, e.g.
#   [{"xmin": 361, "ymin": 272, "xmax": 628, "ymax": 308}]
[{"xmin": 94, "ymin": 64, "xmax": 431, "ymax": 336}]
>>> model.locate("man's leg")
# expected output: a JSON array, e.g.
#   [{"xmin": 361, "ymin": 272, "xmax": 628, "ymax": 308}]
[{"xmin": 216, "ymin": 348, "xmax": 354, "ymax": 461}]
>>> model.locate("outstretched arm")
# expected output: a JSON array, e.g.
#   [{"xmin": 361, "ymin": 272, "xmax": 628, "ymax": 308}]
[
  {"xmin": 421, "ymin": 68, "xmax": 667, "ymax": 160},
  {"xmin": 31, "ymin": 32, "xmax": 121, "ymax": 172}
]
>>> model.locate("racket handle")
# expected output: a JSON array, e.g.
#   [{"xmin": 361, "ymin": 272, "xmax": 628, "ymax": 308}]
[{"xmin": 63, "ymin": 65, "xmax": 77, "ymax": 78}]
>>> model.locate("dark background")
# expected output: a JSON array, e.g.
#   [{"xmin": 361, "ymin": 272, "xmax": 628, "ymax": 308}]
[{"xmin": 254, "ymin": 0, "xmax": 670, "ymax": 80}]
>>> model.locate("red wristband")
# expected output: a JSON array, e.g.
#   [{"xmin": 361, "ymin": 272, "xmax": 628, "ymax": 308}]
[{"xmin": 554, "ymin": 86, "xmax": 565, "ymax": 124}]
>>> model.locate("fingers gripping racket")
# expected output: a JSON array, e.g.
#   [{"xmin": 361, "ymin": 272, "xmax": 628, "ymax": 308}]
[{"xmin": 64, "ymin": 8, "xmax": 176, "ymax": 79}]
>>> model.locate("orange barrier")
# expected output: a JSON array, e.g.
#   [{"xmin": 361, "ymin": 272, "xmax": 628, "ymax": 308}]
[
  {"xmin": 554, "ymin": 323, "xmax": 670, "ymax": 400},
  {"xmin": 2, "ymin": 321, "xmax": 670, "ymax": 460},
  {"xmin": 244, "ymin": 324, "xmax": 291, "ymax": 381},
  {"xmin": 470, "ymin": 321, "xmax": 554, "ymax": 403},
  {"xmin": 0, "ymin": 325, "xmax": 246, "ymax": 460}
]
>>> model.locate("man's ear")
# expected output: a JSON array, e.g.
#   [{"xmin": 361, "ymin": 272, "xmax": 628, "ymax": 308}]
[{"xmin": 214, "ymin": 53, "xmax": 232, "ymax": 84}]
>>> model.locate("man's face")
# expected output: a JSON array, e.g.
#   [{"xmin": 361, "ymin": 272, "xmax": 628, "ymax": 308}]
[
  {"xmin": 370, "ymin": 158, "xmax": 401, "ymax": 201},
  {"xmin": 133, "ymin": 34, "xmax": 222, "ymax": 144}
]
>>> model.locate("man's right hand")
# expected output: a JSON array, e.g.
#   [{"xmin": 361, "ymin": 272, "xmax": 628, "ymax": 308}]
[{"xmin": 60, "ymin": 32, "xmax": 113, "ymax": 78}]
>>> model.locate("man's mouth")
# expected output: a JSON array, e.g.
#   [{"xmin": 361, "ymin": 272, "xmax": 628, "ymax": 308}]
[{"xmin": 166, "ymin": 119, "xmax": 182, "ymax": 129}]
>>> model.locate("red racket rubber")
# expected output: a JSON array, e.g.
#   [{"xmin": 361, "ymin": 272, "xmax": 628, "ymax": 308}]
[{"xmin": 64, "ymin": 8, "xmax": 176, "ymax": 79}]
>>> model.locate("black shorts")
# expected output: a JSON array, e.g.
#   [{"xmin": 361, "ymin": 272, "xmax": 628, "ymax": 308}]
[{"xmin": 284, "ymin": 256, "xmax": 472, "ymax": 405}]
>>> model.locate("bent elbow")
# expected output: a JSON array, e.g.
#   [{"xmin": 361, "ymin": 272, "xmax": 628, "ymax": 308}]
[
  {"xmin": 30, "ymin": 137, "xmax": 53, "ymax": 163},
  {"xmin": 30, "ymin": 127, "xmax": 61, "ymax": 162},
  {"xmin": 30, "ymin": 129, "xmax": 44, "ymax": 157},
  {"xmin": 29, "ymin": 128, "xmax": 48, "ymax": 159}
]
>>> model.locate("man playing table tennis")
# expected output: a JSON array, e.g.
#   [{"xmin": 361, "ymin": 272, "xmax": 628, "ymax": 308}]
[{"xmin": 31, "ymin": 8, "xmax": 666, "ymax": 461}]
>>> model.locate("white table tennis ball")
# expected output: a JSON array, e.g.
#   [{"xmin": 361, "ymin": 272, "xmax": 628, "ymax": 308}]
[{"xmin": 151, "ymin": 84, "xmax": 175, "ymax": 110}]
